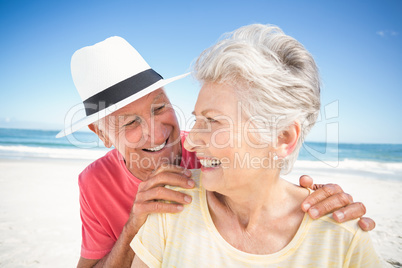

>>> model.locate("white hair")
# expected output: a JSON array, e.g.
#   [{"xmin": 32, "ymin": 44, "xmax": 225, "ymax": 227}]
[{"xmin": 193, "ymin": 24, "xmax": 321, "ymax": 174}]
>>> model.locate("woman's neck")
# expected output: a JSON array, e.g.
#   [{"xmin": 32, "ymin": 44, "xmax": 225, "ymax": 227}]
[
  {"xmin": 206, "ymin": 170, "xmax": 309, "ymax": 254},
  {"xmin": 210, "ymin": 172, "xmax": 288, "ymax": 229}
]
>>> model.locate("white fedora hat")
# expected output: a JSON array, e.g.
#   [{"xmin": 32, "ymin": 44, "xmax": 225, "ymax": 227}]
[{"xmin": 56, "ymin": 36, "xmax": 189, "ymax": 138}]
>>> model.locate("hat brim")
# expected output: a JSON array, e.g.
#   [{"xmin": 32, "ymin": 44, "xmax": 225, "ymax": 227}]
[{"xmin": 56, "ymin": 72, "xmax": 190, "ymax": 138}]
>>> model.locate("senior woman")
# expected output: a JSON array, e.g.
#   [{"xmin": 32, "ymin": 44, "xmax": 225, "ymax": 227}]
[{"xmin": 130, "ymin": 24, "xmax": 381, "ymax": 267}]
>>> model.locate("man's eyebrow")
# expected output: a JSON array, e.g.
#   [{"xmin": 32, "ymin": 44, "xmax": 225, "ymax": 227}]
[
  {"xmin": 152, "ymin": 92, "xmax": 164, "ymax": 103},
  {"xmin": 117, "ymin": 93, "xmax": 165, "ymax": 118}
]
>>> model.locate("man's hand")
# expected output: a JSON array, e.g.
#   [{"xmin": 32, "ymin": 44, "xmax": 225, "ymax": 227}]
[
  {"xmin": 77, "ymin": 165, "xmax": 196, "ymax": 268},
  {"xmin": 127, "ymin": 164, "xmax": 195, "ymax": 235},
  {"xmin": 299, "ymin": 175, "xmax": 376, "ymax": 231}
]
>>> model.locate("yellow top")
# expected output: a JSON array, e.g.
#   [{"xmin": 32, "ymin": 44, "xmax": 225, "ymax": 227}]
[{"xmin": 131, "ymin": 169, "xmax": 381, "ymax": 267}]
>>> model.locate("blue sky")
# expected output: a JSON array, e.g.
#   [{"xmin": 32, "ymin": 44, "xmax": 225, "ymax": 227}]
[{"xmin": 0, "ymin": 0, "xmax": 401, "ymax": 144}]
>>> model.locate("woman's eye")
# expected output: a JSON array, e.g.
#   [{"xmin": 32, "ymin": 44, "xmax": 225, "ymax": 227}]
[
  {"xmin": 194, "ymin": 117, "xmax": 217, "ymax": 123},
  {"xmin": 207, "ymin": 117, "xmax": 217, "ymax": 123}
]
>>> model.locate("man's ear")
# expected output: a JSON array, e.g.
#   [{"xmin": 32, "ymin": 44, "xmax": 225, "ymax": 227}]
[
  {"xmin": 88, "ymin": 123, "xmax": 113, "ymax": 148},
  {"xmin": 276, "ymin": 121, "xmax": 301, "ymax": 158}
]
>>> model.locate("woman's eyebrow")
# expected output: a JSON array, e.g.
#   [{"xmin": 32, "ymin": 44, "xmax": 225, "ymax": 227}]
[{"xmin": 192, "ymin": 109, "xmax": 223, "ymax": 116}]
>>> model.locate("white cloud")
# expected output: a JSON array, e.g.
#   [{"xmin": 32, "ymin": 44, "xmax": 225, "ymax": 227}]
[
  {"xmin": 0, "ymin": 117, "xmax": 11, "ymax": 123},
  {"xmin": 376, "ymin": 30, "xmax": 399, "ymax": 37}
]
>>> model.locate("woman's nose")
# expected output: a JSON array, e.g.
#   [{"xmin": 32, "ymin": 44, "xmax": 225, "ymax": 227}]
[{"xmin": 184, "ymin": 120, "xmax": 208, "ymax": 152}]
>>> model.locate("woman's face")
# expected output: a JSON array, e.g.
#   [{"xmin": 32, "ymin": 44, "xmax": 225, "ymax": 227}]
[{"xmin": 184, "ymin": 82, "xmax": 275, "ymax": 194}]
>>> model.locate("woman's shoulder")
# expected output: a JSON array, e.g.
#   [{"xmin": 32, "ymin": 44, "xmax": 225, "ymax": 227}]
[
  {"xmin": 163, "ymin": 169, "xmax": 206, "ymax": 228},
  {"xmin": 281, "ymin": 179, "xmax": 311, "ymax": 211},
  {"xmin": 315, "ymin": 213, "xmax": 361, "ymax": 234},
  {"xmin": 305, "ymin": 213, "xmax": 368, "ymax": 251}
]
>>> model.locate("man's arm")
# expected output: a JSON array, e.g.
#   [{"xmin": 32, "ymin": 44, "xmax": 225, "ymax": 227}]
[
  {"xmin": 77, "ymin": 238, "xmax": 132, "ymax": 267},
  {"xmin": 299, "ymin": 175, "xmax": 375, "ymax": 231},
  {"xmin": 77, "ymin": 221, "xmax": 136, "ymax": 267},
  {"xmin": 77, "ymin": 165, "xmax": 195, "ymax": 268}
]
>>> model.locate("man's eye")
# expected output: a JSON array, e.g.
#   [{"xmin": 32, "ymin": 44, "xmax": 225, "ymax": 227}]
[
  {"xmin": 123, "ymin": 117, "xmax": 140, "ymax": 127},
  {"xmin": 153, "ymin": 103, "xmax": 166, "ymax": 114}
]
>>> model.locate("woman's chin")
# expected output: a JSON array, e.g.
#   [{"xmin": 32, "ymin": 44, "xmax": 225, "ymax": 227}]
[{"xmin": 200, "ymin": 168, "xmax": 223, "ymax": 191}]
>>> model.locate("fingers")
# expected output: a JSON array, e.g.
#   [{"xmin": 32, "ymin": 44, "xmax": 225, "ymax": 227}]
[
  {"xmin": 334, "ymin": 204, "xmax": 376, "ymax": 231},
  {"xmin": 151, "ymin": 164, "xmax": 191, "ymax": 177},
  {"xmin": 133, "ymin": 199, "xmax": 185, "ymax": 215},
  {"xmin": 129, "ymin": 166, "xmax": 195, "ymax": 233},
  {"xmin": 137, "ymin": 165, "xmax": 194, "ymax": 210},
  {"xmin": 299, "ymin": 175, "xmax": 313, "ymax": 189},
  {"xmin": 311, "ymin": 184, "xmax": 325, "ymax": 190},
  {"xmin": 136, "ymin": 186, "xmax": 192, "ymax": 205},
  {"xmin": 299, "ymin": 175, "xmax": 325, "ymax": 190},
  {"xmin": 332, "ymin": 202, "xmax": 375, "ymax": 232},
  {"xmin": 300, "ymin": 180, "xmax": 376, "ymax": 232},
  {"xmin": 130, "ymin": 165, "xmax": 195, "ymax": 225},
  {"xmin": 129, "ymin": 199, "xmax": 185, "ymax": 234},
  {"xmin": 302, "ymin": 184, "xmax": 353, "ymax": 219},
  {"xmin": 141, "ymin": 165, "xmax": 194, "ymax": 191},
  {"xmin": 332, "ymin": 202, "xmax": 366, "ymax": 222},
  {"xmin": 358, "ymin": 217, "xmax": 376, "ymax": 231},
  {"xmin": 302, "ymin": 183, "xmax": 347, "ymax": 211}
]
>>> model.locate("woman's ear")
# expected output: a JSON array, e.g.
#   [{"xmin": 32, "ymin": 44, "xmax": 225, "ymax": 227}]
[
  {"xmin": 88, "ymin": 123, "xmax": 113, "ymax": 148},
  {"xmin": 276, "ymin": 121, "xmax": 301, "ymax": 158}
]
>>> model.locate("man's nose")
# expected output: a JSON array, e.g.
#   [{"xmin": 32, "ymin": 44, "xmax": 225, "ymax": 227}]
[{"xmin": 142, "ymin": 117, "xmax": 168, "ymax": 144}]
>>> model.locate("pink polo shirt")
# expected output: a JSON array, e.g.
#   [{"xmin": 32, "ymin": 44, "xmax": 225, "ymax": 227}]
[{"xmin": 78, "ymin": 131, "xmax": 200, "ymax": 259}]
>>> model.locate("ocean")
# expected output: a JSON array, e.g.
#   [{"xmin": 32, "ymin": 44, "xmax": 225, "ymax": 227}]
[
  {"xmin": 0, "ymin": 128, "xmax": 108, "ymax": 160},
  {"xmin": 0, "ymin": 128, "xmax": 402, "ymax": 163},
  {"xmin": 1, "ymin": 127, "xmax": 401, "ymax": 164}
]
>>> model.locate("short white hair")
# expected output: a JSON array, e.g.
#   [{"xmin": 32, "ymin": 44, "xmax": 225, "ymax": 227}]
[{"xmin": 193, "ymin": 24, "xmax": 321, "ymax": 174}]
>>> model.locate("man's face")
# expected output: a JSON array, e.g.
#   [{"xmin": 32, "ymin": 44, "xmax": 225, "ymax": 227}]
[{"xmin": 93, "ymin": 88, "xmax": 182, "ymax": 180}]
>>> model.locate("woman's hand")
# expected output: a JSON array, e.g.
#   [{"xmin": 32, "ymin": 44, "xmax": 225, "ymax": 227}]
[{"xmin": 299, "ymin": 175, "xmax": 375, "ymax": 231}]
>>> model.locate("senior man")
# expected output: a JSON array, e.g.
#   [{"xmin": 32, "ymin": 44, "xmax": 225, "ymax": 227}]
[{"xmin": 57, "ymin": 37, "xmax": 375, "ymax": 268}]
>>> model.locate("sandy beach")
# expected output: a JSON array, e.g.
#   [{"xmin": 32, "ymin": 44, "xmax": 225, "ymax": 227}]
[
  {"xmin": 0, "ymin": 159, "xmax": 88, "ymax": 267},
  {"xmin": 0, "ymin": 157, "xmax": 401, "ymax": 267}
]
